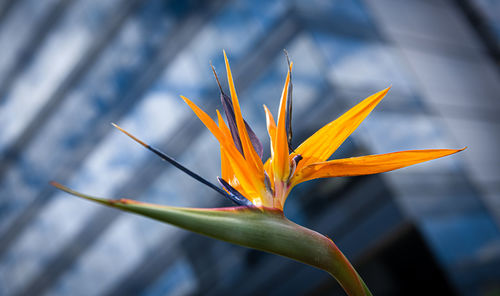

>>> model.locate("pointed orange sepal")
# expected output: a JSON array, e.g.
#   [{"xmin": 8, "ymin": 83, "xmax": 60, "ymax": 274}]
[
  {"xmin": 223, "ymin": 51, "xmax": 264, "ymax": 176},
  {"xmin": 295, "ymin": 87, "xmax": 390, "ymax": 171},
  {"xmin": 273, "ymin": 63, "xmax": 293, "ymax": 181},
  {"xmin": 293, "ymin": 148, "xmax": 466, "ymax": 185}
]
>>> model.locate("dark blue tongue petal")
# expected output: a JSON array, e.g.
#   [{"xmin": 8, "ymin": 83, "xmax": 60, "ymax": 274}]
[
  {"xmin": 111, "ymin": 123, "xmax": 240, "ymax": 205},
  {"xmin": 211, "ymin": 64, "xmax": 263, "ymax": 158},
  {"xmin": 244, "ymin": 120, "xmax": 263, "ymax": 158},
  {"xmin": 217, "ymin": 177, "xmax": 254, "ymax": 207},
  {"xmin": 220, "ymin": 91, "xmax": 243, "ymax": 153},
  {"xmin": 284, "ymin": 50, "xmax": 294, "ymax": 152}
]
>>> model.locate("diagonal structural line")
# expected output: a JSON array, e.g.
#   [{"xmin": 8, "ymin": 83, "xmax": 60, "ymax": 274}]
[
  {"xmin": 20, "ymin": 109, "xmax": 219, "ymax": 296},
  {"xmin": 13, "ymin": 1, "xmax": 230, "ymax": 296},
  {"xmin": 0, "ymin": 0, "xmax": 76, "ymax": 103},
  {"xmin": 16, "ymin": 5, "xmax": 297, "ymax": 295},
  {"xmin": 0, "ymin": 0, "xmax": 218, "ymax": 261},
  {"xmin": 0, "ymin": 0, "xmax": 143, "ymax": 182},
  {"xmin": 0, "ymin": 0, "xmax": 143, "ymax": 258},
  {"xmin": 232, "ymin": 17, "xmax": 300, "ymax": 92},
  {"xmin": 104, "ymin": 11, "xmax": 302, "ymax": 296},
  {"xmin": 0, "ymin": 0, "xmax": 16, "ymax": 27},
  {"xmin": 297, "ymin": 7, "xmax": 380, "ymax": 42},
  {"xmin": 105, "ymin": 232, "xmax": 188, "ymax": 296},
  {"xmin": 454, "ymin": 0, "xmax": 500, "ymax": 69},
  {"xmin": 0, "ymin": 0, "xmax": 219, "ymax": 260},
  {"xmin": 21, "ymin": 8, "xmax": 293, "ymax": 294},
  {"xmin": 101, "ymin": 123, "xmax": 228, "ymax": 296}
]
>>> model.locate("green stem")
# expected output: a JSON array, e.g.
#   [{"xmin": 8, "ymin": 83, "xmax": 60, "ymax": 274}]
[{"xmin": 53, "ymin": 183, "xmax": 372, "ymax": 296}]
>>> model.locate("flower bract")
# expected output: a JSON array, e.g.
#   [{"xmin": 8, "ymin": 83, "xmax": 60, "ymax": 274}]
[
  {"xmin": 179, "ymin": 50, "xmax": 464, "ymax": 210},
  {"xmin": 52, "ymin": 51, "xmax": 464, "ymax": 296}
]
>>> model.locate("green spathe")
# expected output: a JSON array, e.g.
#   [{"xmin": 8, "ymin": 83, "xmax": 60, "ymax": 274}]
[{"xmin": 52, "ymin": 182, "xmax": 371, "ymax": 296}]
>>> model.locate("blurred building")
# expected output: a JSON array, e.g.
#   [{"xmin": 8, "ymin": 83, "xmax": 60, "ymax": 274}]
[{"xmin": 0, "ymin": 0, "xmax": 499, "ymax": 295}]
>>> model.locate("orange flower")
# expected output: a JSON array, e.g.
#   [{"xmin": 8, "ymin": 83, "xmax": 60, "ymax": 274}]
[
  {"xmin": 178, "ymin": 51, "xmax": 465, "ymax": 210},
  {"xmin": 52, "ymin": 51, "xmax": 465, "ymax": 296}
]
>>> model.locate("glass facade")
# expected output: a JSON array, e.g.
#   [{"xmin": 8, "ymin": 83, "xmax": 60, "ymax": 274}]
[{"xmin": 0, "ymin": 0, "xmax": 499, "ymax": 295}]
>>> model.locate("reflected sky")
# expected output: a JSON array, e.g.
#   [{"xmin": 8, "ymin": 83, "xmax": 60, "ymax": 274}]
[
  {"xmin": 0, "ymin": 0, "xmax": 499, "ymax": 295},
  {"xmin": 0, "ymin": 0, "xmax": 123, "ymax": 150}
]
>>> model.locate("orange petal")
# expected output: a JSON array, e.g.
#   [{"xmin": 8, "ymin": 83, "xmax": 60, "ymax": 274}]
[
  {"xmin": 220, "ymin": 146, "xmax": 249, "ymax": 197},
  {"xmin": 294, "ymin": 87, "xmax": 390, "ymax": 171},
  {"xmin": 263, "ymin": 104, "xmax": 277, "ymax": 158},
  {"xmin": 273, "ymin": 63, "xmax": 292, "ymax": 180},
  {"xmin": 263, "ymin": 104, "xmax": 277, "ymax": 188},
  {"xmin": 181, "ymin": 95, "xmax": 235, "ymax": 153},
  {"xmin": 217, "ymin": 110, "xmax": 233, "ymax": 181},
  {"xmin": 293, "ymin": 148, "xmax": 466, "ymax": 185},
  {"xmin": 217, "ymin": 110, "xmax": 248, "ymax": 196},
  {"xmin": 181, "ymin": 95, "xmax": 261, "ymax": 197},
  {"xmin": 223, "ymin": 51, "xmax": 264, "ymax": 175},
  {"xmin": 216, "ymin": 110, "xmax": 231, "ymax": 135}
]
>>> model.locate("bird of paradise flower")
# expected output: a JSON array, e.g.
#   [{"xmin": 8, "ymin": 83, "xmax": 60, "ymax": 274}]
[{"xmin": 52, "ymin": 51, "xmax": 464, "ymax": 296}]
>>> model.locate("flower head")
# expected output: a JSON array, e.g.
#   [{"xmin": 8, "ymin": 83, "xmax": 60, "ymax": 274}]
[
  {"xmin": 178, "ymin": 51, "xmax": 464, "ymax": 210},
  {"xmin": 52, "ymin": 51, "xmax": 465, "ymax": 296}
]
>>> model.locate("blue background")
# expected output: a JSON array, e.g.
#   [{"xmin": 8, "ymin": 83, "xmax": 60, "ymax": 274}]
[{"xmin": 0, "ymin": 0, "xmax": 499, "ymax": 295}]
